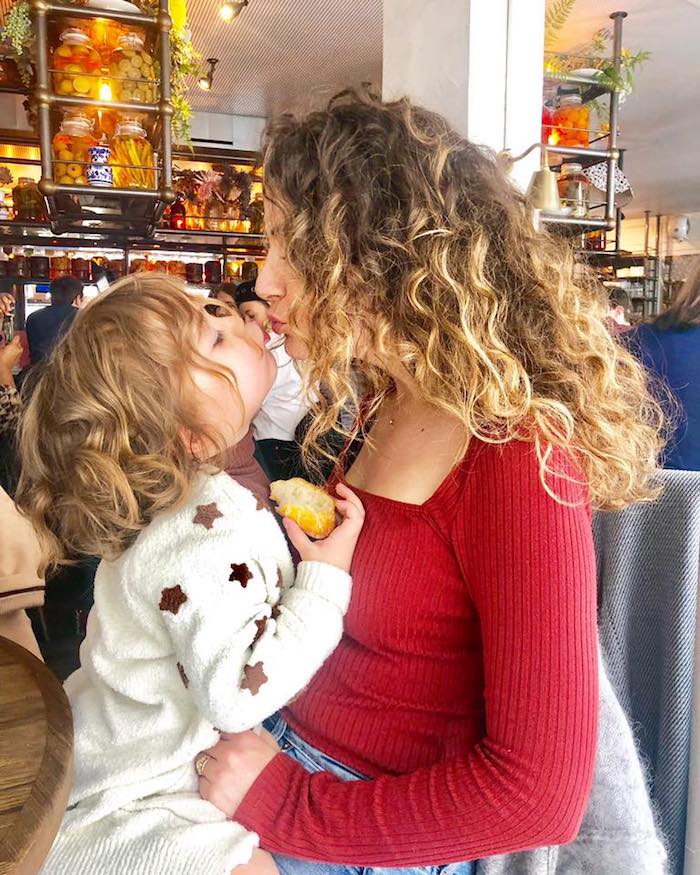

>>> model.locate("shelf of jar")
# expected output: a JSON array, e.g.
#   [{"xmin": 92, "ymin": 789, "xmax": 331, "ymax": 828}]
[{"xmin": 539, "ymin": 214, "xmax": 614, "ymax": 235}]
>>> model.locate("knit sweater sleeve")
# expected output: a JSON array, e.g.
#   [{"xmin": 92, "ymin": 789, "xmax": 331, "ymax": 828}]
[
  {"xmin": 234, "ymin": 441, "xmax": 599, "ymax": 866},
  {"xmin": 144, "ymin": 473, "xmax": 352, "ymax": 733}
]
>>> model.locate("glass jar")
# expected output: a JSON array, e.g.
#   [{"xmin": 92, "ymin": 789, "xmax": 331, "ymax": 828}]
[
  {"xmin": 241, "ymin": 260, "xmax": 258, "ymax": 282},
  {"xmin": 170, "ymin": 193, "xmax": 186, "ymax": 230},
  {"xmin": 71, "ymin": 257, "xmax": 91, "ymax": 281},
  {"xmin": 109, "ymin": 33, "xmax": 156, "ymax": 104},
  {"xmin": 30, "ymin": 255, "xmax": 50, "ymax": 278},
  {"xmin": 552, "ymin": 88, "xmax": 589, "ymax": 148},
  {"xmin": 584, "ymin": 230, "xmax": 607, "ymax": 252},
  {"xmin": 247, "ymin": 193, "xmax": 264, "ymax": 234},
  {"xmin": 52, "ymin": 28, "xmax": 101, "ymax": 98},
  {"xmin": 110, "ymin": 119, "xmax": 154, "ymax": 189},
  {"xmin": 205, "ymin": 260, "xmax": 222, "ymax": 285},
  {"xmin": 557, "ymin": 163, "xmax": 590, "ymax": 218},
  {"xmin": 11, "ymin": 255, "xmax": 27, "ymax": 277},
  {"xmin": 12, "ymin": 178, "xmax": 45, "ymax": 223},
  {"xmin": 50, "ymin": 255, "xmax": 70, "ymax": 279},
  {"xmin": 52, "ymin": 113, "xmax": 96, "ymax": 187},
  {"xmin": 206, "ymin": 201, "xmax": 225, "ymax": 232},
  {"xmin": 167, "ymin": 260, "xmax": 186, "ymax": 279},
  {"xmin": 185, "ymin": 262, "xmax": 203, "ymax": 284}
]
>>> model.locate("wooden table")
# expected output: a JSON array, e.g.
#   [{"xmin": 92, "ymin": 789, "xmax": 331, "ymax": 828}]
[{"xmin": 0, "ymin": 635, "xmax": 73, "ymax": 874}]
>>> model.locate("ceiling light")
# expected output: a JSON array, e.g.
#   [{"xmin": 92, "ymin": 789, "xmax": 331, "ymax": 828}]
[
  {"xmin": 219, "ymin": 0, "xmax": 248, "ymax": 22},
  {"xmin": 198, "ymin": 58, "xmax": 218, "ymax": 91}
]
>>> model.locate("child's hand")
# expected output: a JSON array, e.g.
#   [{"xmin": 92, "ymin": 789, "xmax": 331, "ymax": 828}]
[{"xmin": 283, "ymin": 482, "xmax": 365, "ymax": 573}]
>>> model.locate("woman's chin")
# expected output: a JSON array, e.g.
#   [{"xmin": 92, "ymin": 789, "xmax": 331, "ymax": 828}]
[{"xmin": 284, "ymin": 333, "xmax": 309, "ymax": 361}]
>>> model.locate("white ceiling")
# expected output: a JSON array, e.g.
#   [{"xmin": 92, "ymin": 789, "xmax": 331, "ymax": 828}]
[{"xmin": 186, "ymin": 0, "xmax": 382, "ymax": 117}]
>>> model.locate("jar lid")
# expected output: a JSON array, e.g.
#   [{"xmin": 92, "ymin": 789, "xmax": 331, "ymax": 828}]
[
  {"xmin": 561, "ymin": 162, "xmax": 584, "ymax": 175},
  {"xmin": 118, "ymin": 32, "xmax": 145, "ymax": 50},
  {"xmin": 61, "ymin": 113, "xmax": 94, "ymax": 136},
  {"xmin": 59, "ymin": 28, "xmax": 92, "ymax": 46},
  {"xmin": 558, "ymin": 86, "xmax": 582, "ymax": 102},
  {"xmin": 114, "ymin": 120, "xmax": 146, "ymax": 138}
]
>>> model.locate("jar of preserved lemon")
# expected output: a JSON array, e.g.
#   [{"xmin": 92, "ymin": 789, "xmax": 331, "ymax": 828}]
[
  {"xmin": 552, "ymin": 88, "xmax": 590, "ymax": 148},
  {"xmin": 109, "ymin": 33, "xmax": 157, "ymax": 104},
  {"xmin": 52, "ymin": 113, "xmax": 96, "ymax": 186},
  {"xmin": 52, "ymin": 28, "xmax": 101, "ymax": 99}
]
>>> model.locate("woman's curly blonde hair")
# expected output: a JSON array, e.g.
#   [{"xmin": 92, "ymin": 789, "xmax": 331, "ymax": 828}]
[
  {"xmin": 16, "ymin": 274, "xmax": 237, "ymax": 570},
  {"xmin": 263, "ymin": 89, "xmax": 665, "ymax": 509}
]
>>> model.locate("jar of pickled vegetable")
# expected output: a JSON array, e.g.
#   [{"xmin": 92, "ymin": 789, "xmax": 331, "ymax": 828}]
[
  {"xmin": 12, "ymin": 178, "xmax": 45, "ymax": 223},
  {"xmin": 52, "ymin": 28, "xmax": 101, "ymax": 99},
  {"xmin": 110, "ymin": 119, "xmax": 154, "ymax": 189},
  {"xmin": 552, "ymin": 88, "xmax": 589, "ymax": 149},
  {"xmin": 109, "ymin": 33, "xmax": 157, "ymax": 104},
  {"xmin": 71, "ymin": 257, "xmax": 91, "ymax": 281},
  {"xmin": 52, "ymin": 113, "xmax": 96, "ymax": 187}
]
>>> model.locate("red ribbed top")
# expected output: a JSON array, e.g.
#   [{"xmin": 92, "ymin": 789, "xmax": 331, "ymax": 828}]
[{"xmin": 236, "ymin": 439, "xmax": 599, "ymax": 866}]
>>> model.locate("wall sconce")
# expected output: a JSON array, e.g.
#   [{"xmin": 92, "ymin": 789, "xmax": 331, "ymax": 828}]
[
  {"xmin": 198, "ymin": 58, "xmax": 218, "ymax": 92},
  {"xmin": 219, "ymin": 0, "xmax": 248, "ymax": 22}
]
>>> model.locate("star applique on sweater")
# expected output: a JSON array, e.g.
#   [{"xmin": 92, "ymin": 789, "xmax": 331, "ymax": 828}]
[
  {"xmin": 159, "ymin": 584, "xmax": 188, "ymax": 615},
  {"xmin": 192, "ymin": 502, "xmax": 223, "ymax": 530},
  {"xmin": 230, "ymin": 563, "xmax": 253, "ymax": 587},
  {"xmin": 241, "ymin": 661, "xmax": 268, "ymax": 695}
]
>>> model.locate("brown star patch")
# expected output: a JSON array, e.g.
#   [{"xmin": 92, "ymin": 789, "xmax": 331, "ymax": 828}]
[
  {"xmin": 271, "ymin": 605, "xmax": 281, "ymax": 621},
  {"xmin": 159, "ymin": 584, "xmax": 188, "ymax": 614},
  {"xmin": 276, "ymin": 568, "xmax": 284, "ymax": 589},
  {"xmin": 192, "ymin": 502, "xmax": 223, "ymax": 530},
  {"xmin": 241, "ymin": 661, "xmax": 268, "ymax": 695},
  {"xmin": 253, "ymin": 617, "xmax": 267, "ymax": 643},
  {"xmin": 230, "ymin": 562, "xmax": 253, "ymax": 587},
  {"xmin": 176, "ymin": 661, "xmax": 189, "ymax": 688}
]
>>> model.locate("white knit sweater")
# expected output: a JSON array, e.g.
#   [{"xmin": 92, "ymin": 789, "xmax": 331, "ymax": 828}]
[{"xmin": 42, "ymin": 471, "xmax": 351, "ymax": 875}]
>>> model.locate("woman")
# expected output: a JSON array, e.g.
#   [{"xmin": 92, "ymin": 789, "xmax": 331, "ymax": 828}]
[
  {"xmin": 196, "ymin": 91, "xmax": 664, "ymax": 872},
  {"xmin": 628, "ymin": 256, "xmax": 700, "ymax": 470}
]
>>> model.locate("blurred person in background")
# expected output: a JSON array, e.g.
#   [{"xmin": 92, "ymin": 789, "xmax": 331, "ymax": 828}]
[
  {"xmin": 25, "ymin": 275, "xmax": 83, "ymax": 364},
  {"xmin": 628, "ymin": 257, "xmax": 700, "ymax": 471},
  {"xmin": 235, "ymin": 281, "xmax": 311, "ymax": 480},
  {"xmin": 607, "ymin": 285, "xmax": 634, "ymax": 334}
]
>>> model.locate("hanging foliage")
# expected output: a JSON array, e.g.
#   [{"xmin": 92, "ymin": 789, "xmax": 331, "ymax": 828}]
[{"xmin": 544, "ymin": 0, "xmax": 578, "ymax": 50}]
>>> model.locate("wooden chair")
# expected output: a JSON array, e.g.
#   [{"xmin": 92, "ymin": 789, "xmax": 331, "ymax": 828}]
[{"xmin": 0, "ymin": 635, "xmax": 73, "ymax": 874}]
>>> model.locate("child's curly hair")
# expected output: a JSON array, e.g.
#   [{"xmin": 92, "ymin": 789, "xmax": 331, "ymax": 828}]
[
  {"xmin": 262, "ymin": 89, "xmax": 666, "ymax": 509},
  {"xmin": 16, "ymin": 274, "xmax": 238, "ymax": 570}
]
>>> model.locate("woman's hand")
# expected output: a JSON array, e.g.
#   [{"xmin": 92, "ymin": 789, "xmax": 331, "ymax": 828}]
[
  {"xmin": 197, "ymin": 729, "xmax": 280, "ymax": 817},
  {"xmin": 283, "ymin": 483, "xmax": 365, "ymax": 573}
]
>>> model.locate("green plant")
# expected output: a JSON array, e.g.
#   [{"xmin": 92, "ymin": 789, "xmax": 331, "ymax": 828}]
[
  {"xmin": 544, "ymin": 0, "xmax": 577, "ymax": 50},
  {"xmin": 1, "ymin": 0, "xmax": 32, "ymax": 87},
  {"xmin": 170, "ymin": 25, "xmax": 201, "ymax": 145}
]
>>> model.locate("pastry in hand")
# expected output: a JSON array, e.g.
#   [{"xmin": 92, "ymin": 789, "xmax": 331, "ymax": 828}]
[{"xmin": 269, "ymin": 478, "xmax": 336, "ymax": 539}]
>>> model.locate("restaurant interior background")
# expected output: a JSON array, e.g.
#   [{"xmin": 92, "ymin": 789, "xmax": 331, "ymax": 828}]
[{"xmin": 1, "ymin": 0, "xmax": 700, "ymax": 873}]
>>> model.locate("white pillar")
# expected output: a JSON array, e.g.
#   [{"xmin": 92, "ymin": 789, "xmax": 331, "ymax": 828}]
[{"xmin": 382, "ymin": 0, "xmax": 545, "ymax": 190}]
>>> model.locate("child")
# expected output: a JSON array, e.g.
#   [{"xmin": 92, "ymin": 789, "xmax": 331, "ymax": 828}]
[{"xmin": 16, "ymin": 274, "xmax": 364, "ymax": 875}]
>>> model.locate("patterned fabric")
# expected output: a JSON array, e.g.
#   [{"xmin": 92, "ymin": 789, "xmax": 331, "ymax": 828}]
[
  {"xmin": 0, "ymin": 383, "xmax": 19, "ymax": 436},
  {"xmin": 594, "ymin": 469, "xmax": 700, "ymax": 875}
]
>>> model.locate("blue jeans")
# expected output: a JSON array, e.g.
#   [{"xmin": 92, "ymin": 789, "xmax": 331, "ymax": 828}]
[{"xmin": 263, "ymin": 713, "xmax": 476, "ymax": 875}]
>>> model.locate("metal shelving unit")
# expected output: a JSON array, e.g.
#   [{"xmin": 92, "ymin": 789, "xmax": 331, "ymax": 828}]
[
  {"xmin": 540, "ymin": 11, "xmax": 627, "ymax": 234},
  {"xmin": 30, "ymin": 0, "xmax": 175, "ymax": 236}
]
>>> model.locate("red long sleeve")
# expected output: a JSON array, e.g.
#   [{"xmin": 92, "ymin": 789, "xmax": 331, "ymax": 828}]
[{"xmin": 235, "ymin": 440, "xmax": 598, "ymax": 865}]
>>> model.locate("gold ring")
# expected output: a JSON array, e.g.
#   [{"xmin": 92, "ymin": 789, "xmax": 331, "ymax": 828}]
[{"xmin": 195, "ymin": 753, "xmax": 210, "ymax": 777}]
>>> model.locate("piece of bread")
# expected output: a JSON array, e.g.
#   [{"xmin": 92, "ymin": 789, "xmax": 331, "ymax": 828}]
[{"xmin": 269, "ymin": 478, "xmax": 336, "ymax": 539}]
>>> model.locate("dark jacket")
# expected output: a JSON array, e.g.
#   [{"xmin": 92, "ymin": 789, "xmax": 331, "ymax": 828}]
[{"xmin": 25, "ymin": 303, "xmax": 77, "ymax": 364}]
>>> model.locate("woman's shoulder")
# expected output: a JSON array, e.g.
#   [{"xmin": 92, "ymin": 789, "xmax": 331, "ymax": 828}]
[{"xmin": 432, "ymin": 438, "xmax": 589, "ymax": 529}]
